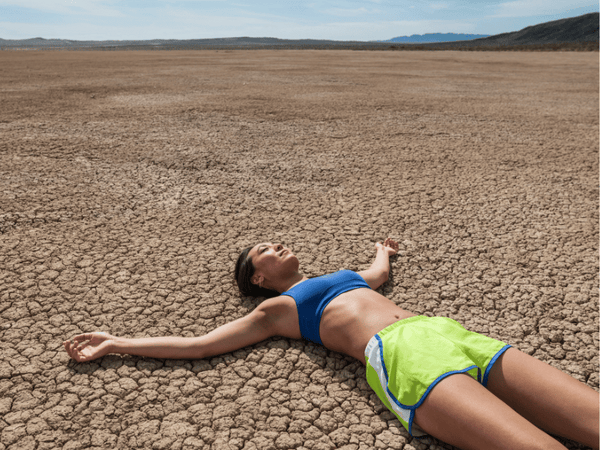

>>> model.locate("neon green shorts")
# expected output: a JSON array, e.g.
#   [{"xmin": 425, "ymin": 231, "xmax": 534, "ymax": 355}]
[{"xmin": 365, "ymin": 315, "xmax": 511, "ymax": 437}]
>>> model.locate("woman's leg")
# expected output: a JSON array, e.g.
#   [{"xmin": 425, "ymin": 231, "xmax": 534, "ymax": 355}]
[
  {"xmin": 413, "ymin": 373, "xmax": 568, "ymax": 450},
  {"xmin": 486, "ymin": 348, "xmax": 599, "ymax": 449}
]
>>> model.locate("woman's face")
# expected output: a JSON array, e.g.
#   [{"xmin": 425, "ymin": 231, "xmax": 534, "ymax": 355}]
[{"xmin": 247, "ymin": 242, "xmax": 299, "ymax": 283}]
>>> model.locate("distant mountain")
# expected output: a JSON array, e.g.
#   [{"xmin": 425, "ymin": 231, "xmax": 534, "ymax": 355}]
[
  {"xmin": 385, "ymin": 33, "xmax": 489, "ymax": 43},
  {"xmin": 0, "ymin": 12, "xmax": 597, "ymax": 50}
]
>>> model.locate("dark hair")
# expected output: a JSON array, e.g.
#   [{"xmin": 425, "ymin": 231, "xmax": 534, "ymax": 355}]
[{"xmin": 235, "ymin": 246, "xmax": 279, "ymax": 298}]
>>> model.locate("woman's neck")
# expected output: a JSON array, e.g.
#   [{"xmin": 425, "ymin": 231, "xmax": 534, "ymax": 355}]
[{"xmin": 271, "ymin": 272, "xmax": 307, "ymax": 294}]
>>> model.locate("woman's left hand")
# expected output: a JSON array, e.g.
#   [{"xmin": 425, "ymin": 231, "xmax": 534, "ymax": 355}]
[{"xmin": 376, "ymin": 238, "xmax": 399, "ymax": 256}]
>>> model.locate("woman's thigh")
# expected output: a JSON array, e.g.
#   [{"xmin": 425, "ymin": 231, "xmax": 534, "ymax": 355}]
[
  {"xmin": 486, "ymin": 348, "xmax": 599, "ymax": 449},
  {"xmin": 413, "ymin": 373, "xmax": 567, "ymax": 450}
]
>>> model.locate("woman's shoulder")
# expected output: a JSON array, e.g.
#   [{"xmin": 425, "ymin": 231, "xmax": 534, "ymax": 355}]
[
  {"xmin": 256, "ymin": 296, "xmax": 302, "ymax": 339},
  {"xmin": 258, "ymin": 295, "xmax": 298, "ymax": 311}
]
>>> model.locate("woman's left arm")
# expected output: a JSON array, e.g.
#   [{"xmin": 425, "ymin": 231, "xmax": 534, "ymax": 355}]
[{"xmin": 357, "ymin": 238, "xmax": 399, "ymax": 290}]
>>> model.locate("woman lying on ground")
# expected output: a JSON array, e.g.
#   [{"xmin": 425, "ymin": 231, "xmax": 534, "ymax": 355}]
[{"xmin": 64, "ymin": 239, "xmax": 599, "ymax": 450}]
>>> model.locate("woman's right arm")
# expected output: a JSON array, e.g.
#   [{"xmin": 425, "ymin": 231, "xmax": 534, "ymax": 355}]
[{"xmin": 64, "ymin": 298, "xmax": 288, "ymax": 362}]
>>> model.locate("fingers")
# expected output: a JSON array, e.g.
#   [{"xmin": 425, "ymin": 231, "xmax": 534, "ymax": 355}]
[
  {"xmin": 76, "ymin": 341, "xmax": 89, "ymax": 352},
  {"xmin": 376, "ymin": 238, "xmax": 400, "ymax": 253},
  {"xmin": 63, "ymin": 339, "xmax": 82, "ymax": 362},
  {"xmin": 63, "ymin": 335, "xmax": 94, "ymax": 362},
  {"xmin": 384, "ymin": 238, "xmax": 399, "ymax": 251},
  {"xmin": 63, "ymin": 335, "xmax": 89, "ymax": 350},
  {"xmin": 69, "ymin": 333, "xmax": 93, "ymax": 344}
]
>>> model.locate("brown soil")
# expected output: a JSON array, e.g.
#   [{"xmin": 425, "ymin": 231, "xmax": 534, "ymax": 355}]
[{"xmin": 0, "ymin": 50, "xmax": 598, "ymax": 450}]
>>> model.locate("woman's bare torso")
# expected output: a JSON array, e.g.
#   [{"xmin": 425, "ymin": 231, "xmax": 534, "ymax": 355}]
[{"xmin": 277, "ymin": 288, "xmax": 415, "ymax": 364}]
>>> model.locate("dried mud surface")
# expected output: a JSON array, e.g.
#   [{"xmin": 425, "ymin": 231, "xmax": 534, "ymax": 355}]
[{"xmin": 0, "ymin": 50, "xmax": 598, "ymax": 450}]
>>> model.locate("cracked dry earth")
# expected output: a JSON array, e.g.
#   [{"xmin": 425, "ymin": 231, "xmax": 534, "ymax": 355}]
[{"xmin": 0, "ymin": 50, "xmax": 598, "ymax": 450}]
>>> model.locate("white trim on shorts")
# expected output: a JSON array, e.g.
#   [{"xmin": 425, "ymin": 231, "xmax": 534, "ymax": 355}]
[{"xmin": 365, "ymin": 333, "xmax": 413, "ymax": 425}]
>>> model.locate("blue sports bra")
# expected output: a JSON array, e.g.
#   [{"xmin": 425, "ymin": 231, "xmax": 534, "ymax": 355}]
[{"xmin": 281, "ymin": 270, "xmax": 371, "ymax": 344}]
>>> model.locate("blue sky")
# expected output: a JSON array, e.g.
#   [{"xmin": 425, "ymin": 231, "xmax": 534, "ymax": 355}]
[{"xmin": 0, "ymin": 0, "xmax": 598, "ymax": 41}]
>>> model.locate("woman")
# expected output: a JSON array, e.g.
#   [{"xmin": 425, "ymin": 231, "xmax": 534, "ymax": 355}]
[{"xmin": 64, "ymin": 239, "xmax": 599, "ymax": 450}]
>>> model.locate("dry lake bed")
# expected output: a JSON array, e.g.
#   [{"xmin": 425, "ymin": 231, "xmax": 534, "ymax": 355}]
[{"xmin": 0, "ymin": 50, "xmax": 598, "ymax": 450}]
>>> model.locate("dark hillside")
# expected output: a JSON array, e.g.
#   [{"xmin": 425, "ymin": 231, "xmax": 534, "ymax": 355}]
[{"xmin": 473, "ymin": 12, "xmax": 598, "ymax": 45}]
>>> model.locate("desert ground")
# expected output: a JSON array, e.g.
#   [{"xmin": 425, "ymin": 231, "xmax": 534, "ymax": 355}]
[{"xmin": 0, "ymin": 50, "xmax": 598, "ymax": 450}]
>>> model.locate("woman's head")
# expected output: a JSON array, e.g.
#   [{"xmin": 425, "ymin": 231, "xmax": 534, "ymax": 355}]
[
  {"xmin": 235, "ymin": 242, "xmax": 298, "ymax": 297},
  {"xmin": 235, "ymin": 246, "xmax": 278, "ymax": 298}
]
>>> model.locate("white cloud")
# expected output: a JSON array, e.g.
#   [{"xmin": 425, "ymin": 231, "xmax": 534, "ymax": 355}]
[
  {"xmin": 261, "ymin": 19, "xmax": 476, "ymax": 41},
  {"xmin": 489, "ymin": 0, "xmax": 595, "ymax": 18},
  {"xmin": 0, "ymin": 0, "xmax": 125, "ymax": 17},
  {"xmin": 0, "ymin": 20, "xmax": 125, "ymax": 40},
  {"xmin": 429, "ymin": 3, "xmax": 450, "ymax": 10},
  {"xmin": 0, "ymin": 13, "xmax": 480, "ymax": 41},
  {"xmin": 323, "ymin": 7, "xmax": 376, "ymax": 17}
]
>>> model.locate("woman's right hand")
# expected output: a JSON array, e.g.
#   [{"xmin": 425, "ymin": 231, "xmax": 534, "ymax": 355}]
[
  {"xmin": 376, "ymin": 238, "xmax": 399, "ymax": 256},
  {"xmin": 63, "ymin": 332, "xmax": 114, "ymax": 362}
]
